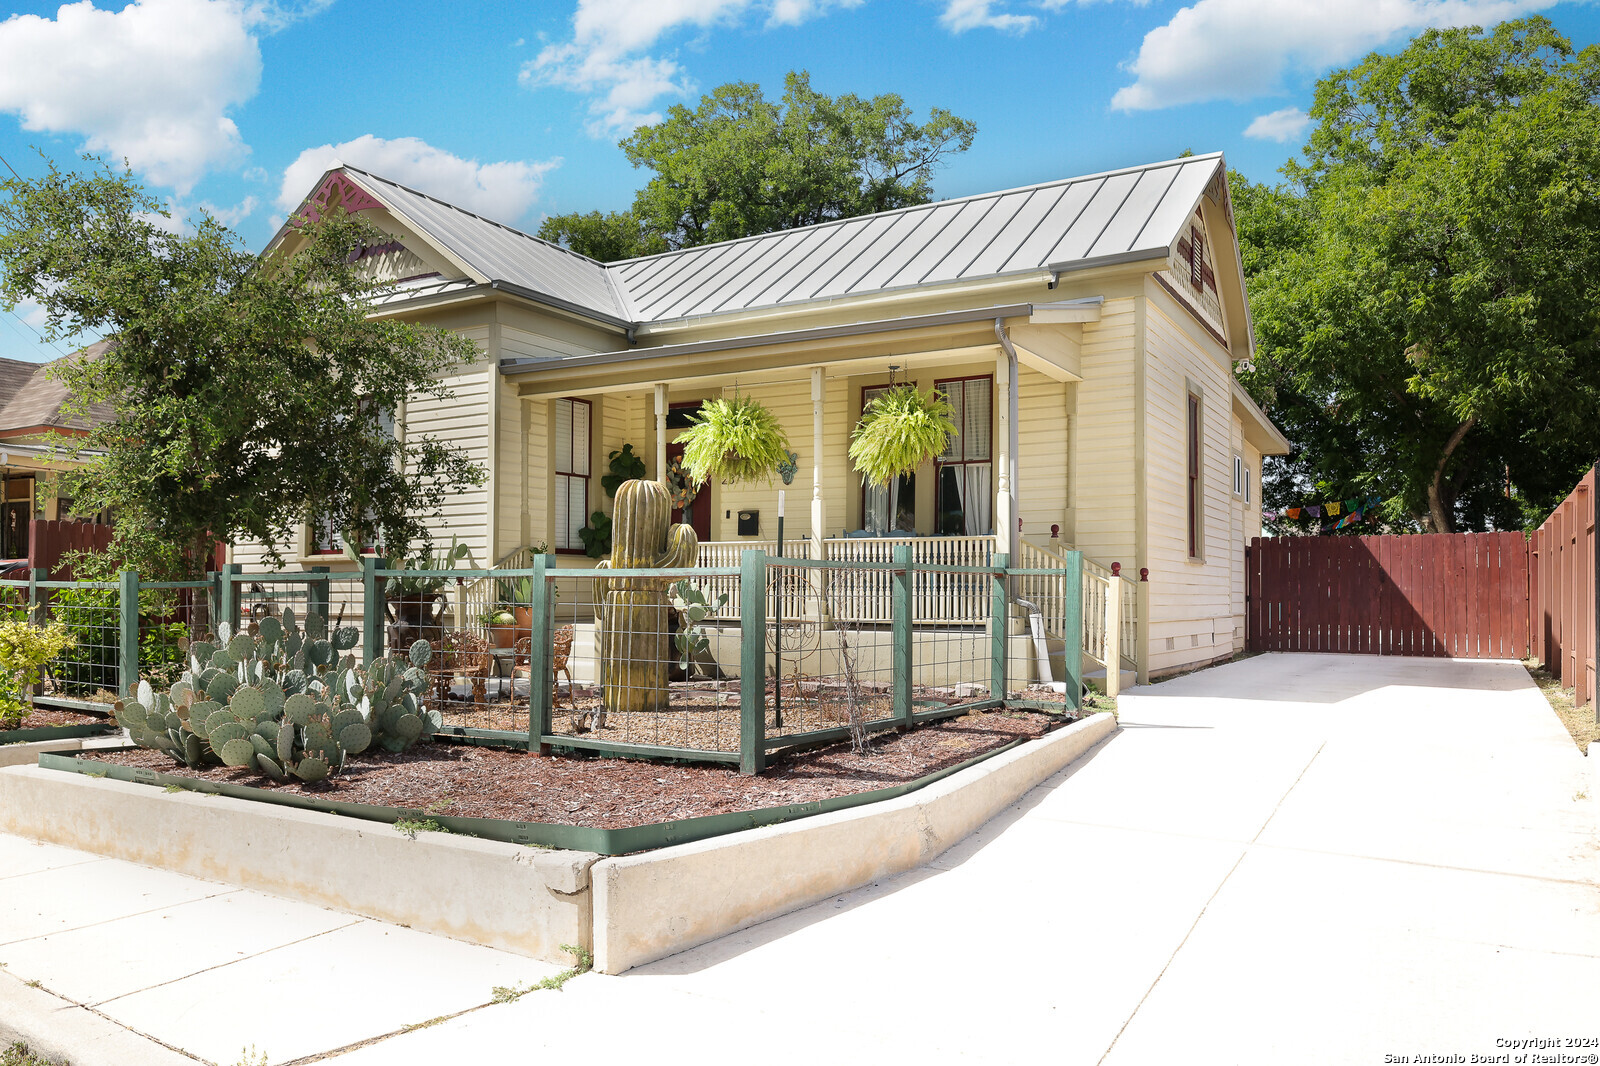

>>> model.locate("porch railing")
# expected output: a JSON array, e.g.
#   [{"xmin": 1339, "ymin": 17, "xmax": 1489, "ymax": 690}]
[
  {"xmin": 698, "ymin": 536, "xmax": 997, "ymax": 624},
  {"xmin": 1019, "ymin": 537, "xmax": 1138, "ymax": 694},
  {"xmin": 460, "ymin": 545, "xmax": 543, "ymax": 632}
]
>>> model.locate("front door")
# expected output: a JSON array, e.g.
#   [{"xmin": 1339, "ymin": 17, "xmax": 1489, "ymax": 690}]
[{"xmin": 666, "ymin": 404, "xmax": 712, "ymax": 542}]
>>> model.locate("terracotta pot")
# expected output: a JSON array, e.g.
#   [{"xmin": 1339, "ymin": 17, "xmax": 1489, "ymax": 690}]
[{"xmin": 487, "ymin": 623, "xmax": 516, "ymax": 649}]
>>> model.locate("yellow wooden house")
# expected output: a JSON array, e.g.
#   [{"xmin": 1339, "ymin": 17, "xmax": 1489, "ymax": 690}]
[{"xmin": 245, "ymin": 153, "xmax": 1288, "ymax": 684}]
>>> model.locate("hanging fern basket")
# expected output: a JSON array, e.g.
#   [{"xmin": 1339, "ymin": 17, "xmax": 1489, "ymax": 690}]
[
  {"xmin": 676, "ymin": 395, "xmax": 793, "ymax": 486},
  {"xmin": 848, "ymin": 385, "xmax": 957, "ymax": 487}
]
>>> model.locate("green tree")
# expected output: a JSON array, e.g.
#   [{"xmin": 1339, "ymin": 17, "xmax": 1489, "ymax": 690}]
[
  {"xmin": 1236, "ymin": 17, "xmax": 1600, "ymax": 533},
  {"xmin": 539, "ymin": 70, "xmax": 977, "ymax": 260},
  {"xmin": 0, "ymin": 158, "xmax": 485, "ymax": 575}
]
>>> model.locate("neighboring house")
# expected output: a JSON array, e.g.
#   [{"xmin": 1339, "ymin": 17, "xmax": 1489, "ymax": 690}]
[
  {"xmin": 0, "ymin": 345, "xmax": 115, "ymax": 561},
  {"xmin": 247, "ymin": 153, "xmax": 1289, "ymax": 681}
]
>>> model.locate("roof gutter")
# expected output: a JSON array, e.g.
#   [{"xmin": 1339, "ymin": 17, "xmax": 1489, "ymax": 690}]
[
  {"xmin": 498, "ymin": 302, "xmax": 1037, "ymax": 375},
  {"xmin": 487, "ymin": 280, "xmax": 635, "ymax": 333},
  {"xmin": 1046, "ymin": 248, "xmax": 1169, "ymax": 289}
]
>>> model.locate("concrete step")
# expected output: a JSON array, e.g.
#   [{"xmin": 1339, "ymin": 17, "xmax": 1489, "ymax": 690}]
[{"xmin": 1083, "ymin": 666, "xmax": 1137, "ymax": 694}]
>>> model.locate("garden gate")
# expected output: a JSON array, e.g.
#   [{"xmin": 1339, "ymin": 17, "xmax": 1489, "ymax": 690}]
[{"xmin": 1247, "ymin": 533, "xmax": 1529, "ymax": 658}]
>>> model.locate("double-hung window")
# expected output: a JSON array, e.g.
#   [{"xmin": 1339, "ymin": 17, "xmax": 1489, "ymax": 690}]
[
  {"xmin": 312, "ymin": 404, "xmax": 394, "ymax": 555},
  {"xmin": 554, "ymin": 398, "xmax": 591, "ymax": 552},
  {"xmin": 1187, "ymin": 392, "xmax": 1202, "ymax": 558},
  {"xmin": 934, "ymin": 376, "xmax": 994, "ymax": 536}
]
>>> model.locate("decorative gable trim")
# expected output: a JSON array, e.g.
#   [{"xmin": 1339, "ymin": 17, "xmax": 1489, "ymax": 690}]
[{"xmin": 296, "ymin": 172, "xmax": 382, "ymax": 226}]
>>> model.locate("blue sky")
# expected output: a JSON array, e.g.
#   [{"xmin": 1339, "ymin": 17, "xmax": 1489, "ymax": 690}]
[{"xmin": 2, "ymin": 0, "xmax": 1598, "ymax": 362}]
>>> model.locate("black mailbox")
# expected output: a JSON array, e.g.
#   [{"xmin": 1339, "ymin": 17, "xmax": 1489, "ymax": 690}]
[{"xmin": 737, "ymin": 510, "xmax": 760, "ymax": 536}]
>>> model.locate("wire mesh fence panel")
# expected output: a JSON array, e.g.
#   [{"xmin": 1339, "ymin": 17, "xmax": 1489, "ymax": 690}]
[
  {"xmin": 765, "ymin": 559, "xmax": 899, "ymax": 749},
  {"xmin": 1004, "ymin": 572, "xmax": 1075, "ymax": 709},
  {"xmin": 135, "ymin": 581, "xmax": 213, "ymax": 693},
  {"xmin": 908, "ymin": 563, "xmax": 1002, "ymax": 715},
  {"xmin": 41, "ymin": 580, "xmax": 123, "ymax": 703},
  {"xmin": 234, "ymin": 573, "xmax": 368, "ymax": 662},
  {"xmin": 375, "ymin": 567, "xmax": 532, "ymax": 736},
  {"xmin": 537, "ymin": 565, "xmax": 745, "ymax": 758}
]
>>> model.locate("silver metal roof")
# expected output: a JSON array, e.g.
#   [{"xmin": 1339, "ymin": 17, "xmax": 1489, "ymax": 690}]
[
  {"xmin": 341, "ymin": 167, "xmax": 630, "ymax": 323},
  {"xmin": 337, "ymin": 153, "xmax": 1224, "ymax": 330}
]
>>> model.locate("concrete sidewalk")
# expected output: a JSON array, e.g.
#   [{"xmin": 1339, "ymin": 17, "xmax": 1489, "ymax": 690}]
[{"xmin": 4, "ymin": 653, "xmax": 1597, "ymax": 1064}]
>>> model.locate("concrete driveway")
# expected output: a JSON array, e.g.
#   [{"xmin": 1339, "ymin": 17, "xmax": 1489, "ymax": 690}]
[
  {"xmin": 5, "ymin": 653, "xmax": 1597, "ymax": 1064},
  {"xmin": 318, "ymin": 652, "xmax": 1597, "ymax": 1065}
]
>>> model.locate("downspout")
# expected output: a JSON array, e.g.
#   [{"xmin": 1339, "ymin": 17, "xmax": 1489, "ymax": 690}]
[{"xmin": 994, "ymin": 319, "xmax": 1021, "ymax": 562}]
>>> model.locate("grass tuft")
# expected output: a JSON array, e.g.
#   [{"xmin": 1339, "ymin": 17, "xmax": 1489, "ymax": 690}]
[
  {"xmin": 1524, "ymin": 660, "xmax": 1600, "ymax": 755},
  {"xmin": 394, "ymin": 818, "xmax": 449, "ymax": 840},
  {"xmin": 3, "ymin": 1043, "xmax": 69, "ymax": 1066},
  {"xmin": 490, "ymin": 944, "xmax": 594, "ymax": 1003}
]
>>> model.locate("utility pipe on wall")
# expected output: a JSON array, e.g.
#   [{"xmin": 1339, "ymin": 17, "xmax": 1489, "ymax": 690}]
[{"xmin": 995, "ymin": 319, "xmax": 1022, "ymax": 561}]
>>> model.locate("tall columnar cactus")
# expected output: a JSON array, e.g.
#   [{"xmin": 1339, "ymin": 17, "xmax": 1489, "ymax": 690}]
[
  {"xmin": 116, "ymin": 610, "xmax": 437, "ymax": 782},
  {"xmin": 594, "ymin": 479, "xmax": 698, "ymax": 725}
]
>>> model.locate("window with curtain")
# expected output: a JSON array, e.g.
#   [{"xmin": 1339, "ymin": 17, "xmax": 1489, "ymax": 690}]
[
  {"xmin": 859, "ymin": 385, "xmax": 916, "ymax": 534},
  {"xmin": 554, "ymin": 398, "xmax": 591, "ymax": 552},
  {"xmin": 934, "ymin": 376, "xmax": 993, "ymax": 536},
  {"xmin": 313, "ymin": 403, "xmax": 394, "ymax": 555}
]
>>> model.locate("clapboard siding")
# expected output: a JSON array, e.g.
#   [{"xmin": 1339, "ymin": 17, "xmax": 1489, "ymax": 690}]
[
  {"xmin": 1073, "ymin": 297, "xmax": 1138, "ymax": 568},
  {"xmin": 404, "ymin": 326, "xmax": 493, "ymax": 564},
  {"xmin": 1142, "ymin": 287, "xmax": 1238, "ymax": 674},
  {"xmin": 228, "ymin": 327, "xmax": 493, "ymax": 572},
  {"xmin": 1017, "ymin": 367, "xmax": 1069, "ymax": 539}
]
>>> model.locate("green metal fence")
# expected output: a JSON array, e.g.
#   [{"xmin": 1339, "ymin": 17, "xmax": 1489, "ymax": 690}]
[{"xmin": 10, "ymin": 550, "xmax": 1085, "ymax": 773}]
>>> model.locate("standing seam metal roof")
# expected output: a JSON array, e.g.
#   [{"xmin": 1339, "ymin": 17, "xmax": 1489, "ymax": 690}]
[{"xmin": 334, "ymin": 153, "xmax": 1224, "ymax": 329}]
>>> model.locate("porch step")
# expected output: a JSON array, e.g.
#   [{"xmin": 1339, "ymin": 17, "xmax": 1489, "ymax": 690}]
[{"xmin": 1083, "ymin": 666, "xmax": 1137, "ymax": 695}]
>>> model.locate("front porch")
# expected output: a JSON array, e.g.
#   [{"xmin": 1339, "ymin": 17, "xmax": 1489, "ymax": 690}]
[{"xmin": 499, "ymin": 313, "xmax": 1143, "ymax": 690}]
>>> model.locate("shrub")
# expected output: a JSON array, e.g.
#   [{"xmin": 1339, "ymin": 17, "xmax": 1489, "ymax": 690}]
[{"xmin": 0, "ymin": 619, "xmax": 75, "ymax": 728}]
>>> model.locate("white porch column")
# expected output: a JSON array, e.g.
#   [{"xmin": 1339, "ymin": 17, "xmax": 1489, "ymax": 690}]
[
  {"xmin": 653, "ymin": 383, "xmax": 669, "ymax": 482},
  {"xmin": 811, "ymin": 366, "xmax": 826, "ymax": 559},
  {"xmin": 995, "ymin": 348, "xmax": 1015, "ymax": 558}
]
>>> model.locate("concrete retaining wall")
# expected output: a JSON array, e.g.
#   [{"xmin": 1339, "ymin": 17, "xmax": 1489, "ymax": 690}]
[
  {"xmin": 0, "ymin": 765, "xmax": 600, "ymax": 965},
  {"xmin": 590, "ymin": 710, "xmax": 1117, "ymax": 974},
  {"xmin": 0, "ymin": 736, "xmax": 111, "ymax": 769},
  {"xmin": 0, "ymin": 712, "xmax": 1116, "ymax": 974}
]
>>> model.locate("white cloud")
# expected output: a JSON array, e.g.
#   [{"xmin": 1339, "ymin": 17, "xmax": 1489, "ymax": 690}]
[
  {"xmin": 198, "ymin": 195, "xmax": 260, "ymax": 228},
  {"xmin": 1111, "ymin": 0, "xmax": 1557, "ymax": 111},
  {"xmin": 1244, "ymin": 106, "xmax": 1312, "ymax": 143},
  {"xmin": 524, "ymin": 0, "xmax": 858, "ymax": 137},
  {"xmin": 18, "ymin": 300, "xmax": 48, "ymax": 331},
  {"xmin": 0, "ymin": 0, "xmax": 327, "ymax": 194},
  {"xmin": 277, "ymin": 136, "xmax": 560, "ymax": 224},
  {"xmin": 939, "ymin": 0, "xmax": 1037, "ymax": 33}
]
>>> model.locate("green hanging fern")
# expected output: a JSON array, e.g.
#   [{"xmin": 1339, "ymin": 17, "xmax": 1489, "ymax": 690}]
[
  {"xmin": 676, "ymin": 395, "xmax": 793, "ymax": 486},
  {"xmin": 849, "ymin": 385, "xmax": 957, "ymax": 487}
]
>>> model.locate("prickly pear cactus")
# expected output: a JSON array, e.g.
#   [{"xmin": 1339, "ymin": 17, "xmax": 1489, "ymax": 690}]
[
  {"xmin": 593, "ymin": 479, "xmax": 698, "ymax": 727},
  {"xmin": 117, "ymin": 612, "xmax": 437, "ymax": 781}
]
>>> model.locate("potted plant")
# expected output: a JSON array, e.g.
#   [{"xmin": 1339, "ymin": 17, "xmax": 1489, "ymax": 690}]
[
  {"xmin": 677, "ymin": 395, "xmax": 792, "ymax": 486},
  {"xmin": 478, "ymin": 606, "xmax": 519, "ymax": 648},
  {"xmin": 848, "ymin": 384, "xmax": 957, "ymax": 489},
  {"xmin": 383, "ymin": 539, "xmax": 472, "ymax": 643}
]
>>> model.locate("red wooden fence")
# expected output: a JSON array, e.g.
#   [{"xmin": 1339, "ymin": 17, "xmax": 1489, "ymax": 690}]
[
  {"xmin": 1248, "ymin": 532, "xmax": 1529, "ymax": 659},
  {"xmin": 28, "ymin": 519, "xmax": 114, "ymax": 579},
  {"xmin": 1529, "ymin": 468, "xmax": 1597, "ymax": 708}
]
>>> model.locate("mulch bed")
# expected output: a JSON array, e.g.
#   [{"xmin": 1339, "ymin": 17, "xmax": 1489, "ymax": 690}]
[
  {"xmin": 435, "ymin": 677, "xmax": 1071, "ymax": 754},
  {"xmin": 1, "ymin": 706, "xmax": 111, "ymax": 733},
  {"xmin": 83, "ymin": 709, "xmax": 1074, "ymax": 829}
]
